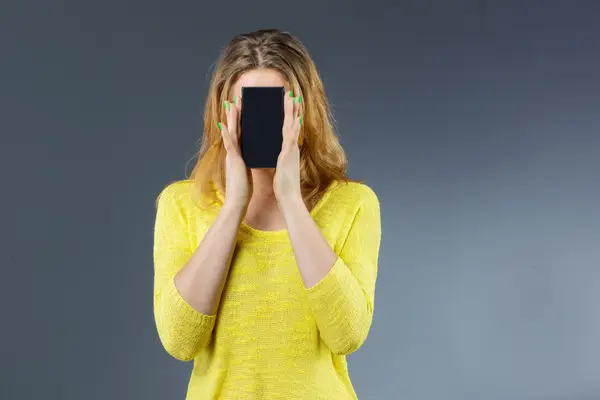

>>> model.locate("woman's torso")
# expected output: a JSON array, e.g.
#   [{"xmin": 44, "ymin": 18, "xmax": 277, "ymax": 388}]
[{"xmin": 181, "ymin": 180, "xmax": 360, "ymax": 399}]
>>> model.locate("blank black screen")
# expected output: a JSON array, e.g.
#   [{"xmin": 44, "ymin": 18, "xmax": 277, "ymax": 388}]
[{"xmin": 240, "ymin": 86, "xmax": 284, "ymax": 168}]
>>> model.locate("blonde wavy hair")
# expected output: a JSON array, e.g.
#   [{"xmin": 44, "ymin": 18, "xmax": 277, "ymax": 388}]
[{"xmin": 188, "ymin": 29, "xmax": 359, "ymax": 210}]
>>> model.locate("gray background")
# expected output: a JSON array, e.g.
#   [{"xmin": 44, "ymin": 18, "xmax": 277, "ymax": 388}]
[{"xmin": 2, "ymin": 1, "xmax": 600, "ymax": 399}]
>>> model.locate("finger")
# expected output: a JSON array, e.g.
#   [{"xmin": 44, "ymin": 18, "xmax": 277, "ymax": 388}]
[
  {"xmin": 229, "ymin": 97, "xmax": 240, "ymax": 140},
  {"xmin": 294, "ymin": 95, "xmax": 302, "ymax": 121},
  {"xmin": 224, "ymin": 100, "xmax": 231, "ymax": 127},
  {"xmin": 284, "ymin": 90, "xmax": 294, "ymax": 127},
  {"xmin": 291, "ymin": 114, "xmax": 302, "ymax": 143},
  {"xmin": 282, "ymin": 120, "xmax": 301, "ymax": 148},
  {"xmin": 224, "ymin": 100, "xmax": 239, "ymax": 147},
  {"xmin": 218, "ymin": 122, "xmax": 234, "ymax": 153}
]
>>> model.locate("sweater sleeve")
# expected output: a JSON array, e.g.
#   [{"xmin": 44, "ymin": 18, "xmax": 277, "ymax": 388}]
[
  {"xmin": 153, "ymin": 186, "xmax": 216, "ymax": 361},
  {"xmin": 305, "ymin": 186, "xmax": 382, "ymax": 356}
]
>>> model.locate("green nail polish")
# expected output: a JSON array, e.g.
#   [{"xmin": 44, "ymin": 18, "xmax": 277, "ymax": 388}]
[
  {"xmin": 289, "ymin": 91, "xmax": 293, "ymax": 97},
  {"xmin": 223, "ymin": 101, "xmax": 227, "ymax": 109},
  {"xmin": 217, "ymin": 122, "xmax": 222, "ymax": 131},
  {"xmin": 234, "ymin": 96, "xmax": 237, "ymax": 104},
  {"xmin": 298, "ymin": 96, "xmax": 302, "ymax": 103},
  {"xmin": 299, "ymin": 116, "xmax": 303, "ymax": 125},
  {"xmin": 227, "ymin": 101, "xmax": 231, "ymax": 111}
]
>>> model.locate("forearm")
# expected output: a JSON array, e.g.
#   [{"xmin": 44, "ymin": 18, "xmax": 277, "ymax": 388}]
[
  {"xmin": 153, "ymin": 188, "xmax": 248, "ymax": 361},
  {"xmin": 281, "ymin": 195, "xmax": 379, "ymax": 355},
  {"xmin": 280, "ymin": 197, "xmax": 338, "ymax": 288},
  {"xmin": 281, "ymin": 197, "xmax": 373, "ymax": 355},
  {"xmin": 174, "ymin": 202, "xmax": 246, "ymax": 315}
]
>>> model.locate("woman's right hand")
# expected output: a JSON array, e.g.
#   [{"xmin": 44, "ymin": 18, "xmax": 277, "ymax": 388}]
[{"xmin": 218, "ymin": 98, "xmax": 252, "ymax": 210}]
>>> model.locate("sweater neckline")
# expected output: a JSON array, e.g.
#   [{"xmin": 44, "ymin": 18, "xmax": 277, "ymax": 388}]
[{"xmin": 215, "ymin": 180, "xmax": 339, "ymax": 238}]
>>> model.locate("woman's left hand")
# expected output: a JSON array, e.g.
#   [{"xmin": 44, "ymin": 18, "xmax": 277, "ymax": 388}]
[{"xmin": 274, "ymin": 92, "xmax": 303, "ymax": 206}]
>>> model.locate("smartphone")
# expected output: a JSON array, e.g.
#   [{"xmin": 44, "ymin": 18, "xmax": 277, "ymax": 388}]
[{"xmin": 240, "ymin": 86, "xmax": 285, "ymax": 168}]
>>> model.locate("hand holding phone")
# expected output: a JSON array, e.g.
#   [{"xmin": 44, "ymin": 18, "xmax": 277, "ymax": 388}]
[{"xmin": 218, "ymin": 98, "xmax": 253, "ymax": 208}]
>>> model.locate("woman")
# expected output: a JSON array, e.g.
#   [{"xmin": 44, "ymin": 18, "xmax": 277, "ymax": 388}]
[{"xmin": 153, "ymin": 29, "xmax": 382, "ymax": 399}]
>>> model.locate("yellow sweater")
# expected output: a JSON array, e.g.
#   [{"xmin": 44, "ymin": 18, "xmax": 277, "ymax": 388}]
[{"xmin": 153, "ymin": 179, "xmax": 381, "ymax": 399}]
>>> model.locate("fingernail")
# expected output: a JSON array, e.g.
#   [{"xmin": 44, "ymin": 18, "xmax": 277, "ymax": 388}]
[
  {"xmin": 292, "ymin": 97, "xmax": 295, "ymax": 105},
  {"xmin": 289, "ymin": 91, "xmax": 293, "ymax": 97},
  {"xmin": 233, "ymin": 96, "xmax": 237, "ymax": 104},
  {"xmin": 299, "ymin": 116, "xmax": 303, "ymax": 125},
  {"xmin": 297, "ymin": 96, "xmax": 302, "ymax": 103},
  {"xmin": 223, "ymin": 101, "xmax": 227, "ymax": 110},
  {"xmin": 217, "ymin": 122, "xmax": 222, "ymax": 131},
  {"xmin": 227, "ymin": 101, "xmax": 231, "ymax": 111}
]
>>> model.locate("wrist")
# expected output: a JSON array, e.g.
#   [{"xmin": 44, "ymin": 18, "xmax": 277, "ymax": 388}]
[
  {"xmin": 221, "ymin": 200, "xmax": 248, "ymax": 220},
  {"xmin": 278, "ymin": 195, "xmax": 305, "ymax": 217}
]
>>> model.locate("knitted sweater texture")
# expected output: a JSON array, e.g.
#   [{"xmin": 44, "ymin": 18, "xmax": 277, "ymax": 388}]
[{"xmin": 153, "ymin": 179, "xmax": 381, "ymax": 399}]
